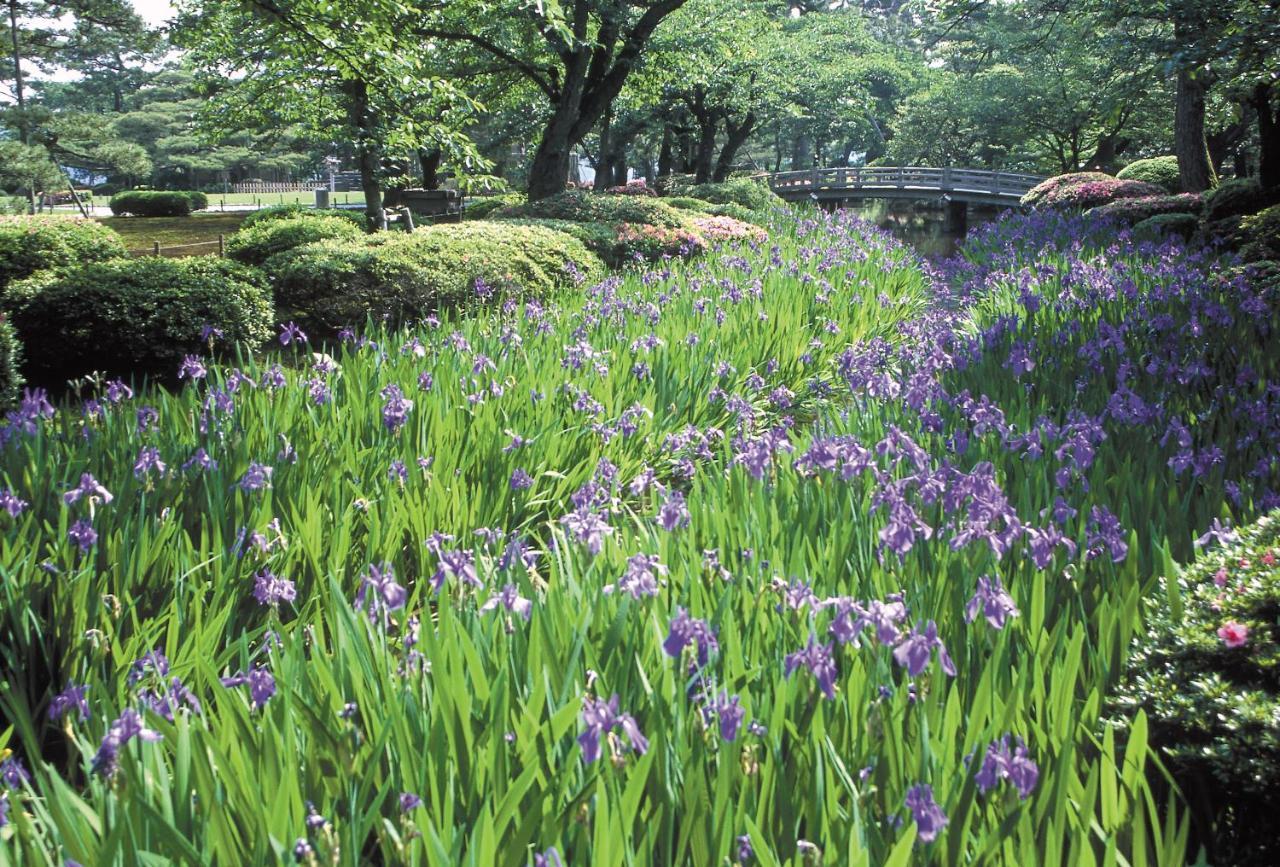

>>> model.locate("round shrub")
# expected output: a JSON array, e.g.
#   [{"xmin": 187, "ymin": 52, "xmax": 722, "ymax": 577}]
[
  {"xmin": 605, "ymin": 180, "xmax": 656, "ymax": 196},
  {"xmin": 268, "ymin": 221, "xmax": 604, "ymax": 331},
  {"xmin": 5, "ymin": 257, "xmax": 273, "ymax": 384},
  {"xmin": 497, "ymin": 189, "xmax": 687, "ymax": 228},
  {"xmin": 1240, "ymin": 205, "xmax": 1280, "ymax": 262},
  {"xmin": 492, "ymin": 218, "xmax": 618, "ymax": 263},
  {"xmin": 0, "ymin": 316, "xmax": 23, "ymax": 408},
  {"xmin": 1202, "ymin": 178, "xmax": 1280, "ymax": 223},
  {"xmin": 689, "ymin": 215, "xmax": 767, "ymax": 245},
  {"xmin": 615, "ymin": 222, "xmax": 705, "ymax": 263},
  {"xmin": 665, "ymin": 197, "xmax": 715, "ymax": 213},
  {"xmin": 464, "ymin": 193, "xmax": 526, "ymax": 221},
  {"xmin": 1020, "ymin": 172, "xmax": 1113, "ymax": 208},
  {"xmin": 239, "ymin": 204, "xmax": 367, "ymax": 230},
  {"xmin": 1116, "ymin": 156, "xmax": 1181, "ymax": 193},
  {"xmin": 225, "ymin": 214, "xmax": 364, "ymax": 267},
  {"xmin": 1035, "ymin": 177, "xmax": 1164, "ymax": 211},
  {"xmin": 109, "ymin": 190, "xmax": 193, "ymax": 217},
  {"xmin": 0, "ymin": 216, "xmax": 126, "ymax": 294},
  {"xmin": 1133, "ymin": 212, "xmax": 1199, "ymax": 241},
  {"xmin": 680, "ymin": 178, "xmax": 780, "ymax": 212},
  {"xmin": 703, "ymin": 202, "xmax": 770, "ymax": 227},
  {"xmin": 1087, "ymin": 193, "xmax": 1203, "ymax": 224},
  {"xmin": 181, "ymin": 191, "xmax": 209, "ymax": 211},
  {"xmin": 1113, "ymin": 512, "xmax": 1280, "ymax": 866}
]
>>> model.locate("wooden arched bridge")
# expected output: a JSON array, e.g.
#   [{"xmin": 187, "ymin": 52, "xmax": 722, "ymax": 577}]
[{"xmin": 768, "ymin": 166, "xmax": 1046, "ymax": 207}]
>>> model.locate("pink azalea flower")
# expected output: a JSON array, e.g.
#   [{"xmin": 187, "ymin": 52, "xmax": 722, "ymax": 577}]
[{"xmin": 1217, "ymin": 621, "xmax": 1249, "ymax": 648}]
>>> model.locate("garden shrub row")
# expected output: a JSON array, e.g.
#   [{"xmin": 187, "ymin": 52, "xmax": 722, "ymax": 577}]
[
  {"xmin": 225, "ymin": 213, "xmax": 364, "ymax": 267},
  {"xmin": 497, "ymin": 189, "xmax": 689, "ymax": 227},
  {"xmin": 239, "ymin": 203, "xmax": 367, "ymax": 230},
  {"xmin": 109, "ymin": 190, "xmax": 209, "ymax": 217},
  {"xmin": 0, "ymin": 215, "xmax": 126, "ymax": 293}
]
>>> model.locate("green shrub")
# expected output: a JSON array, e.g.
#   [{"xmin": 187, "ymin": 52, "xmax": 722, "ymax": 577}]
[
  {"xmin": 5, "ymin": 257, "xmax": 273, "ymax": 384},
  {"xmin": 464, "ymin": 193, "xmax": 526, "ymax": 220},
  {"xmin": 1036, "ymin": 177, "xmax": 1165, "ymax": 211},
  {"xmin": 614, "ymin": 222, "xmax": 706, "ymax": 263},
  {"xmin": 1113, "ymin": 511, "xmax": 1280, "ymax": 866},
  {"xmin": 497, "ymin": 189, "xmax": 686, "ymax": 228},
  {"xmin": 1133, "ymin": 212, "xmax": 1200, "ymax": 241},
  {"xmin": 225, "ymin": 214, "xmax": 364, "ymax": 267},
  {"xmin": 655, "ymin": 173, "xmax": 696, "ymax": 196},
  {"xmin": 1020, "ymin": 172, "xmax": 1114, "ymax": 208},
  {"xmin": 493, "ymin": 218, "xmax": 618, "ymax": 262},
  {"xmin": 1116, "ymin": 156, "xmax": 1182, "ymax": 193},
  {"xmin": 0, "ymin": 315, "xmax": 22, "ymax": 408},
  {"xmin": 703, "ymin": 202, "xmax": 770, "ymax": 227},
  {"xmin": 1202, "ymin": 178, "xmax": 1280, "ymax": 222},
  {"xmin": 1239, "ymin": 204, "xmax": 1280, "ymax": 262},
  {"xmin": 268, "ymin": 221, "xmax": 604, "ymax": 330},
  {"xmin": 181, "ymin": 191, "xmax": 209, "ymax": 211},
  {"xmin": 665, "ymin": 197, "xmax": 715, "ymax": 213},
  {"xmin": 109, "ymin": 190, "xmax": 193, "ymax": 217},
  {"xmin": 0, "ymin": 216, "xmax": 126, "ymax": 294},
  {"xmin": 239, "ymin": 204, "xmax": 367, "ymax": 230},
  {"xmin": 678, "ymin": 178, "xmax": 780, "ymax": 212},
  {"xmin": 1087, "ymin": 193, "xmax": 1203, "ymax": 224}
]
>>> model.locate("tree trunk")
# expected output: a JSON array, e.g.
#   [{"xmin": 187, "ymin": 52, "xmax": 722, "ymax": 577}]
[
  {"xmin": 1086, "ymin": 133, "xmax": 1122, "ymax": 172},
  {"xmin": 792, "ymin": 132, "xmax": 812, "ymax": 171},
  {"xmin": 343, "ymin": 79, "xmax": 385, "ymax": 230},
  {"xmin": 1251, "ymin": 83, "xmax": 1280, "ymax": 191},
  {"xmin": 8, "ymin": 0, "xmax": 34, "ymax": 214},
  {"xmin": 594, "ymin": 108, "xmax": 613, "ymax": 192},
  {"xmin": 528, "ymin": 45, "xmax": 589, "ymax": 201},
  {"xmin": 419, "ymin": 148, "xmax": 442, "ymax": 190},
  {"xmin": 657, "ymin": 124, "xmax": 675, "ymax": 179},
  {"xmin": 1174, "ymin": 68, "xmax": 1214, "ymax": 192},
  {"xmin": 713, "ymin": 111, "xmax": 755, "ymax": 182},
  {"xmin": 689, "ymin": 88, "xmax": 717, "ymax": 184}
]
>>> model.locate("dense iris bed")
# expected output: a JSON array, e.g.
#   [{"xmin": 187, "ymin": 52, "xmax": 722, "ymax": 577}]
[{"xmin": 0, "ymin": 210, "xmax": 1276, "ymax": 865}]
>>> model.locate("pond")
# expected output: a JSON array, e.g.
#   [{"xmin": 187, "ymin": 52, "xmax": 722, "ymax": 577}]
[{"xmin": 838, "ymin": 199, "xmax": 1008, "ymax": 259}]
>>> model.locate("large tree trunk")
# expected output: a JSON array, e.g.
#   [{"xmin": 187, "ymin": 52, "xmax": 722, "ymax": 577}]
[
  {"xmin": 419, "ymin": 148, "xmax": 442, "ymax": 190},
  {"xmin": 1086, "ymin": 133, "xmax": 1126, "ymax": 173},
  {"xmin": 593, "ymin": 108, "xmax": 613, "ymax": 192},
  {"xmin": 1174, "ymin": 68, "xmax": 1214, "ymax": 192},
  {"xmin": 1252, "ymin": 83, "xmax": 1280, "ymax": 191},
  {"xmin": 528, "ymin": 44, "xmax": 590, "ymax": 201},
  {"xmin": 713, "ymin": 110, "xmax": 755, "ymax": 182},
  {"xmin": 343, "ymin": 79, "xmax": 385, "ymax": 230},
  {"xmin": 791, "ymin": 132, "xmax": 812, "ymax": 171},
  {"xmin": 657, "ymin": 124, "xmax": 675, "ymax": 179}
]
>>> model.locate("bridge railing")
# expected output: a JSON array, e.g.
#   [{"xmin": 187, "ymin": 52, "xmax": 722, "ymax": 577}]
[{"xmin": 768, "ymin": 166, "xmax": 1044, "ymax": 199}]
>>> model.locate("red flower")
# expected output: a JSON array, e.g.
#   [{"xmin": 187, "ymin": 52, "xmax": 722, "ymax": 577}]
[{"xmin": 1217, "ymin": 621, "xmax": 1249, "ymax": 648}]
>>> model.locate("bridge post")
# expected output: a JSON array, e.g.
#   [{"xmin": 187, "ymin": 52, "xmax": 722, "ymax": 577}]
[
  {"xmin": 944, "ymin": 198, "xmax": 969, "ymax": 237},
  {"xmin": 942, "ymin": 167, "xmax": 951, "ymax": 189}
]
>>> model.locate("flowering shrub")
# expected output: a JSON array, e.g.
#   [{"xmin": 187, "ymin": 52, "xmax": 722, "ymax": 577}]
[
  {"xmin": 689, "ymin": 215, "xmax": 767, "ymax": 245},
  {"xmin": 225, "ymin": 214, "xmax": 364, "ymax": 267},
  {"xmin": 0, "ymin": 216, "xmax": 126, "ymax": 293},
  {"xmin": 1087, "ymin": 193, "xmax": 1202, "ymax": 224},
  {"xmin": 1240, "ymin": 204, "xmax": 1280, "ymax": 262},
  {"xmin": 615, "ymin": 221, "xmax": 705, "ymax": 261},
  {"xmin": 1034, "ymin": 177, "xmax": 1164, "ymax": 211},
  {"xmin": 1113, "ymin": 512, "xmax": 1280, "ymax": 866},
  {"xmin": 1115, "ymin": 156, "xmax": 1181, "ymax": 193},
  {"xmin": 497, "ymin": 189, "xmax": 687, "ymax": 228},
  {"xmin": 1019, "ymin": 171, "xmax": 1113, "ymax": 207},
  {"xmin": 604, "ymin": 179, "xmax": 656, "ymax": 196}
]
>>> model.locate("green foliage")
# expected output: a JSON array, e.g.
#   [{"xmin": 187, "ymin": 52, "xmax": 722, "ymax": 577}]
[
  {"xmin": 702, "ymin": 202, "xmax": 770, "ymax": 226},
  {"xmin": 1202, "ymin": 178, "xmax": 1280, "ymax": 223},
  {"xmin": 109, "ymin": 190, "xmax": 194, "ymax": 217},
  {"xmin": 0, "ymin": 315, "xmax": 23, "ymax": 409},
  {"xmin": 5, "ymin": 257, "xmax": 273, "ymax": 384},
  {"xmin": 1113, "ymin": 512, "xmax": 1280, "ymax": 866},
  {"xmin": 1133, "ymin": 212, "xmax": 1200, "ymax": 240},
  {"xmin": 669, "ymin": 178, "xmax": 781, "ymax": 212},
  {"xmin": 1087, "ymin": 193, "xmax": 1203, "ymax": 224},
  {"xmin": 1020, "ymin": 172, "xmax": 1115, "ymax": 207},
  {"xmin": 498, "ymin": 190, "xmax": 687, "ymax": 228},
  {"xmin": 1027, "ymin": 175, "xmax": 1165, "ymax": 211},
  {"xmin": 664, "ymin": 197, "xmax": 715, "ymax": 213},
  {"xmin": 464, "ymin": 193, "xmax": 526, "ymax": 220},
  {"xmin": 180, "ymin": 191, "xmax": 210, "ymax": 211},
  {"xmin": 1116, "ymin": 157, "xmax": 1182, "ymax": 193},
  {"xmin": 1239, "ymin": 204, "xmax": 1280, "ymax": 262},
  {"xmin": 492, "ymin": 218, "xmax": 619, "ymax": 263},
  {"xmin": 614, "ymin": 222, "xmax": 706, "ymax": 262},
  {"xmin": 0, "ymin": 216, "xmax": 127, "ymax": 294},
  {"xmin": 239, "ymin": 204, "xmax": 367, "ymax": 230},
  {"xmin": 225, "ymin": 214, "xmax": 364, "ymax": 267},
  {"xmin": 269, "ymin": 221, "xmax": 604, "ymax": 330}
]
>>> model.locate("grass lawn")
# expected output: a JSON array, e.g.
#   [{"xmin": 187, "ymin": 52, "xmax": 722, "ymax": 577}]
[{"xmin": 96, "ymin": 212, "xmax": 251, "ymax": 256}]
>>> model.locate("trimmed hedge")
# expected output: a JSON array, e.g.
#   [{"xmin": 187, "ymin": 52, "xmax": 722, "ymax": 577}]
[
  {"xmin": 497, "ymin": 190, "xmax": 687, "ymax": 228},
  {"xmin": 689, "ymin": 215, "xmax": 767, "ymax": 246},
  {"xmin": 5, "ymin": 257, "xmax": 273, "ymax": 384},
  {"xmin": 1113, "ymin": 511, "xmax": 1280, "ymax": 866},
  {"xmin": 183, "ymin": 191, "xmax": 209, "ymax": 211},
  {"xmin": 1202, "ymin": 178, "xmax": 1280, "ymax": 223},
  {"xmin": 0, "ymin": 316, "xmax": 22, "ymax": 409},
  {"xmin": 674, "ymin": 178, "xmax": 780, "ymax": 212},
  {"xmin": 225, "ymin": 214, "xmax": 364, "ymax": 267},
  {"xmin": 268, "ymin": 221, "xmax": 605, "ymax": 331},
  {"xmin": 1133, "ymin": 212, "xmax": 1199, "ymax": 241},
  {"xmin": 1035, "ymin": 177, "xmax": 1165, "ymax": 211},
  {"xmin": 1020, "ymin": 172, "xmax": 1114, "ymax": 208},
  {"xmin": 1240, "ymin": 205, "xmax": 1280, "ymax": 262},
  {"xmin": 109, "ymin": 191, "xmax": 193, "ymax": 217},
  {"xmin": 665, "ymin": 197, "xmax": 715, "ymax": 213},
  {"xmin": 464, "ymin": 193, "xmax": 526, "ymax": 221},
  {"xmin": 1087, "ymin": 193, "xmax": 1203, "ymax": 224},
  {"xmin": 239, "ymin": 204, "xmax": 367, "ymax": 230},
  {"xmin": 0, "ymin": 216, "xmax": 126, "ymax": 294},
  {"xmin": 1116, "ymin": 156, "xmax": 1181, "ymax": 194}
]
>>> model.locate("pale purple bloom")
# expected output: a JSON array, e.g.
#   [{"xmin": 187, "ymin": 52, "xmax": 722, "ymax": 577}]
[
  {"xmin": 964, "ymin": 576, "xmax": 1019, "ymax": 629},
  {"xmin": 534, "ymin": 848, "xmax": 563, "ymax": 867},
  {"xmin": 136, "ymin": 405, "xmax": 159, "ymax": 433},
  {"xmin": 355, "ymin": 563, "xmax": 407, "ymax": 623},
  {"xmin": 182, "ymin": 448, "xmax": 217, "ymax": 473},
  {"xmin": 0, "ymin": 757, "xmax": 29, "ymax": 789},
  {"xmin": 1085, "ymin": 506, "xmax": 1128, "ymax": 562},
  {"xmin": 1193, "ymin": 518, "xmax": 1239, "ymax": 550},
  {"xmin": 293, "ymin": 839, "xmax": 314, "ymax": 860},
  {"xmin": 0, "ymin": 489, "xmax": 27, "ymax": 517},
  {"xmin": 200, "ymin": 324, "xmax": 224, "ymax": 342},
  {"xmin": 655, "ymin": 490, "xmax": 691, "ymax": 531},
  {"xmin": 663, "ymin": 608, "xmax": 718, "ymax": 668},
  {"xmin": 177, "ymin": 355, "xmax": 207, "ymax": 380},
  {"xmin": 381, "ymin": 384, "xmax": 413, "ymax": 433},
  {"xmin": 253, "ymin": 568, "xmax": 296, "ymax": 607},
  {"xmin": 974, "ymin": 736, "xmax": 1038, "ymax": 799},
  {"xmin": 49, "ymin": 683, "xmax": 90, "ymax": 722},
  {"xmin": 479, "ymin": 583, "xmax": 533, "ymax": 620},
  {"xmin": 279, "ymin": 321, "xmax": 308, "ymax": 345},
  {"xmin": 431, "ymin": 548, "xmax": 481, "ymax": 592},
  {"xmin": 399, "ymin": 792, "xmax": 422, "ymax": 813},
  {"xmin": 0, "ymin": 792, "xmax": 8, "ymax": 827},
  {"xmin": 510, "ymin": 468, "xmax": 534, "ymax": 490},
  {"xmin": 105, "ymin": 379, "xmax": 133, "ymax": 403},
  {"xmin": 702, "ymin": 690, "xmax": 745, "ymax": 741},
  {"xmin": 892, "ymin": 621, "xmax": 956, "ymax": 678},
  {"xmin": 784, "ymin": 637, "xmax": 838, "ymax": 698},
  {"xmin": 561, "ymin": 507, "xmax": 613, "ymax": 555},
  {"xmin": 68, "ymin": 519, "xmax": 97, "ymax": 552},
  {"xmin": 603, "ymin": 553, "xmax": 665, "ymax": 599},
  {"xmin": 578, "ymin": 693, "xmax": 648, "ymax": 763},
  {"xmin": 63, "ymin": 473, "xmax": 113, "ymax": 506},
  {"xmin": 238, "ymin": 462, "xmax": 273, "ymax": 492},
  {"xmin": 92, "ymin": 708, "xmax": 162, "ymax": 777},
  {"xmin": 133, "ymin": 446, "xmax": 167, "ymax": 480},
  {"xmin": 388, "ymin": 460, "xmax": 408, "ymax": 484},
  {"xmin": 904, "ymin": 784, "xmax": 948, "ymax": 843},
  {"xmin": 221, "ymin": 667, "xmax": 276, "ymax": 709}
]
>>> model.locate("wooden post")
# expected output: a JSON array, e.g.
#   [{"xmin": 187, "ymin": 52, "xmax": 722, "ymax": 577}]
[
  {"xmin": 153, "ymin": 241, "xmax": 161, "ymax": 256},
  {"xmin": 218, "ymin": 234, "xmax": 225, "ymax": 257}
]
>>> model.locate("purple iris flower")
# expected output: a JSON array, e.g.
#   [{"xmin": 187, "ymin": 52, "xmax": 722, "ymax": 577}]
[
  {"xmin": 0, "ymin": 757, "xmax": 29, "ymax": 789},
  {"xmin": 1085, "ymin": 506, "xmax": 1128, "ymax": 562},
  {"xmin": 784, "ymin": 637, "xmax": 838, "ymax": 698},
  {"xmin": 892, "ymin": 621, "xmax": 957, "ymax": 678},
  {"xmin": 533, "ymin": 848, "xmax": 563, "ymax": 867},
  {"xmin": 655, "ymin": 490, "xmax": 691, "ymax": 531},
  {"xmin": 974, "ymin": 736, "xmax": 1039, "ymax": 798},
  {"xmin": 578, "ymin": 693, "xmax": 648, "ymax": 763},
  {"xmin": 49, "ymin": 683, "xmax": 90, "ymax": 722},
  {"xmin": 399, "ymin": 792, "xmax": 422, "ymax": 813},
  {"xmin": 431, "ymin": 548, "xmax": 481, "ymax": 592},
  {"xmin": 221, "ymin": 667, "xmax": 276, "ymax": 709},
  {"xmin": 560, "ymin": 507, "xmax": 614, "ymax": 555},
  {"xmin": 479, "ymin": 584, "xmax": 533, "ymax": 620},
  {"xmin": 0, "ymin": 489, "xmax": 27, "ymax": 517},
  {"xmin": 133, "ymin": 446, "xmax": 167, "ymax": 480},
  {"xmin": 182, "ymin": 448, "xmax": 217, "ymax": 473},
  {"xmin": 177, "ymin": 355, "xmax": 207, "ymax": 380},
  {"xmin": 0, "ymin": 792, "xmax": 8, "ymax": 828},
  {"xmin": 510, "ymin": 468, "xmax": 534, "ymax": 490},
  {"xmin": 381, "ymin": 384, "xmax": 413, "ymax": 433},
  {"xmin": 92, "ymin": 708, "xmax": 162, "ymax": 777},
  {"xmin": 904, "ymin": 784, "xmax": 948, "ymax": 843},
  {"xmin": 63, "ymin": 473, "xmax": 113, "ymax": 506},
  {"xmin": 68, "ymin": 519, "xmax": 98, "ymax": 552},
  {"xmin": 663, "ymin": 608, "xmax": 718, "ymax": 668},
  {"xmin": 964, "ymin": 576, "xmax": 1019, "ymax": 630},
  {"xmin": 279, "ymin": 322, "xmax": 308, "ymax": 346},
  {"xmin": 354, "ymin": 563, "xmax": 407, "ymax": 623},
  {"xmin": 702, "ymin": 690, "xmax": 745, "ymax": 741},
  {"xmin": 238, "ymin": 462, "xmax": 273, "ymax": 492},
  {"xmin": 253, "ymin": 568, "xmax": 296, "ymax": 607},
  {"xmin": 603, "ymin": 553, "xmax": 665, "ymax": 599},
  {"xmin": 1193, "ymin": 517, "xmax": 1239, "ymax": 550}
]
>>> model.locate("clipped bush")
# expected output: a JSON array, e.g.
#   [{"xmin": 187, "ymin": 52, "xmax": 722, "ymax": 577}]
[
  {"xmin": 703, "ymin": 202, "xmax": 770, "ymax": 227},
  {"xmin": 665, "ymin": 197, "xmax": 715, "ymax": 213},
  {"xmin": 181, "ymin": 191, "xmax": 209, "ymax": 211},
  {"xmin": 0, "ymin": 316, "xmax": 22, "ymax": 408},
  {"xmin": 1020, "ymin": 172, "xmax": 1114, "ymax": 208},
  {"xmin": 1133, "ymin": 212, "xmax": 1199, "ymax": 241},
  {"xmin": 464, "ymin": 193, "xmax": 526, "ymax": 220},
  {"xmin": 0, "ymin": 216, "xmax": 126, "ymax": 294},
  {"xmin": 689, "ymin": 215, "xmax": 768, "ymax": 245},
  {"xmin": 5, "ymin": 257, "xmax": 273, "ymax": 384},
  {"xmin": 679, "ymin": 178, "xmax": 780, "ymax": 212},
  {"xmin": 1116, "ymin": 156, "xmax": 1182, "ymax": 193},
  {"xmin": 654, "ymin": 173, "xmax": 696, "ymax": 196},
  {"xmin": 1202, "ymin": 178, "xmax": 1280, "ymax": 223},
  {"xmin": 239, "ymin": 204, "xmax": 367, "ymax": 230},
  {"xmin": 109, "ymin": 190, "xmax": 193, "ymax": 217},
  {"xmin": 1113, "ymin": 512, "xmax": 1280, "ymax": 866},
  {"xmin": 1035, "ymin": 177, "xmax": 1164, "ymax": 211},
  {"xmin": 1239, "ymin": 204, "xmax": 1280, "ymax": 262},
  {"xmin": 497, "ymin": 189, "xmax": 686, "ymax": 228},
  {"xmin": 605, "ymin": 180, "xmax": 656, "ymax": 196},
  {"xmin": 492, "ymin": 218, "xmax": 618, "ymax": 262},
  {"xmin": 1087, "ymin": 193, "xmax": 1203, "ymax": 224},
  {"xmin": 225, "ymin": 214, "xmax": 364, "ymax": 267},
  {"xmin": 268, "ymin": 221, "xmax": 604, "ymax": 330},
  {"xmin": 614, "ymin": 222, "xmax": 705, "ymax": 263}
]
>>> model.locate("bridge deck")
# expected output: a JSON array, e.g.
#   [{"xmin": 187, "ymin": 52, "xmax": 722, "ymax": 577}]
[{"xmin": 769, "ymin": 167, "xmax": 1044, "ymax": 205}]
